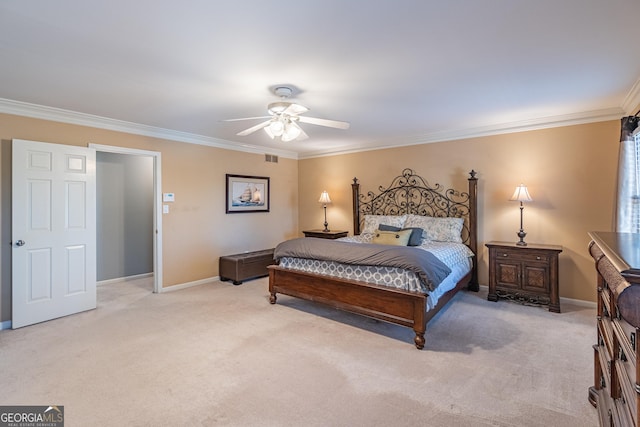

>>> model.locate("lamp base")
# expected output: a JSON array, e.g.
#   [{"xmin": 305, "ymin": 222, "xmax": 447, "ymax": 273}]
[
  {"xmin": 322, "ymin": 205, "xmax": 330, "ymax": 232},
  {"xmin": 516, "ymin": 230, "xmax": 527, "ymax": 246}
]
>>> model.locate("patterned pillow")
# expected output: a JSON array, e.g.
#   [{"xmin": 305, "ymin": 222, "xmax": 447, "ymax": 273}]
[
  {"xmin": 404, "ymin": 214, "xmax": 464, "ymax": 243},
  {"xmin": 361, "ymin": 215, "xmax": 407, "ymax": 235},
  {"xmin": 372, "ymin": 229, "xmax": 412, "ymax": 246}
]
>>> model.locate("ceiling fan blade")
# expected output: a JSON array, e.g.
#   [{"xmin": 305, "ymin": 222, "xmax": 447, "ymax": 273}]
[
  {"xmin": 296, "ymin": 125, "xmax": 309, "ymax": 141},
  {"xmin": 237, "ymin": 120, "xmax": 272, "ymax": 136},
  {"xmin": 283, "ymin": 103, "xmax": 309, "ymax": 116},
  {"xmin": 222, "ymin": 116, "xmax": 271, "ymax": 122},
  {"xmin": 298, "ymin": 116, "xmax": 350, "ymax": 129}
]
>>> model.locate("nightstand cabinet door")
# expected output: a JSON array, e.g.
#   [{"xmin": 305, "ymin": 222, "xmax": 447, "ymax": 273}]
[
  {"xmin": 494, "ymin": 256, "xmax": 521, "ymax": 290},
  {"xmin": 522, "ymin": 262, "xmax": 551, "ymax": 294},
  {"xmin": 486, "ymin": 242, "xmax": 562, "ymax": 313}
]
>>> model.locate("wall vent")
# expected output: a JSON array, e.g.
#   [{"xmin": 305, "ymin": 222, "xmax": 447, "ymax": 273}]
[{"xmin": 265, "ymin": 154, "xmax": 278, "ymax": 163}]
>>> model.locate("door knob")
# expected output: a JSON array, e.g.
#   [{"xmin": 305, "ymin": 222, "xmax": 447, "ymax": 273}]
[{"xmin": 15, "ymin": 240, "xmax": 25, "ymax": 247}]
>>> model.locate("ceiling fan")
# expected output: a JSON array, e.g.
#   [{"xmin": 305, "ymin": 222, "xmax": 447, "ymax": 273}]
[{"xmin": 223, "ymin": 86, "xmax": 350, "ymax": 142}]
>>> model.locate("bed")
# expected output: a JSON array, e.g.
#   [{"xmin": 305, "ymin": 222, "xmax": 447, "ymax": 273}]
[{"xmin": 268, "ymin": 168, "xmax": 479, "ymax": 349}]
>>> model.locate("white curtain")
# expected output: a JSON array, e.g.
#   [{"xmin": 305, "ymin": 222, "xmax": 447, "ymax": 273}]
[{"xmin": 616, "ymin": 116, "xmax": 640, "ymax": 233}]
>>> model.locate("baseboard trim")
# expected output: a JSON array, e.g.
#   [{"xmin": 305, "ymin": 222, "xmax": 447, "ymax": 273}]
[
  {"xmin": 97, "ymin": 272, "xmax": 154, "ymax": 286},
  {"xmin": 559, "ymin": 295, "xmax": 596, "ymax": 309},
  {"xmin": 160, "ymin": 276, "xmax": 220, "ymax": 293},
  {"xmin": 0, "ymin": 320, "xmax": 12, "ymax": 330}
]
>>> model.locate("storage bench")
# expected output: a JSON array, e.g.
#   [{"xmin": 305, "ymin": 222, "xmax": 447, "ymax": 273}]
[{"xmin": 219, "ymin": 248, "xmax": 275, "ymax": 285}]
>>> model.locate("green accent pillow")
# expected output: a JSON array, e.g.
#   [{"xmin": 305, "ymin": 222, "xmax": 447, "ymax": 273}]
[
  {"xmin": 378, "ymin": 224, "xmax": 424, "ymax": 246},
  {"xmin": 372, "ymin": 229, "xmax": 412, "ymax": 246}
]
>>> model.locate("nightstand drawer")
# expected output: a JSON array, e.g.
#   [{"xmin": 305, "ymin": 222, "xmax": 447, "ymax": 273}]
[{"xmin": 495, "ymin": 250, "xmax": 550, "ymax": 263}]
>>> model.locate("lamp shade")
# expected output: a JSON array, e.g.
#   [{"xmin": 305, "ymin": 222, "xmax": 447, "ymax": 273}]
[
  {"xmin": 509, "ymin": 184, "xmax": 533, "ymax": 202},
  {"xmin": 269, "ymin": 120, "xmax": 285, "ymax": 136},
  {"xmin": 318, "ymin": 191, "xmax": 332, "ymax": 204},
  {"xmin": 281, "ymin": 121, "xmax": 302, "ymax": 142}
]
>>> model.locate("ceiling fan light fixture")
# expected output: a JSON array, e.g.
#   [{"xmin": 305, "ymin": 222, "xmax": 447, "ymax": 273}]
[
  {"xmin": 282, "ymin": 121, "xmax": 302, "ymax": 142},
  {"xmin": 265, "ymin": 119, "xmax": 285, "ymax": 138},
  {"xmin": 226, "ymin": 85, "xmax": 349, "ymax": 141}
]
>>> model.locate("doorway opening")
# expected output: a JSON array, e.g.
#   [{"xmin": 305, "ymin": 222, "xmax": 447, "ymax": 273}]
[{"xmin": 91, "ymin": 144, "xmax": 162, "ymax": 293}]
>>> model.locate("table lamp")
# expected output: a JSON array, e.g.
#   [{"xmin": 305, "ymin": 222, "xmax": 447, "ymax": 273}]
[
  {"xmin": 510, "ymin": 184, "xmax": 533, "ymax": 246},
  {"xmin": 318, "ymin": 191, "xmax": 332, "ymax": 232}
]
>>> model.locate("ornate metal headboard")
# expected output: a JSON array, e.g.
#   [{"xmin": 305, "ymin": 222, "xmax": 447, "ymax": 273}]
[{"xmin": 351, "ymin": 168, "xmax": 478, "ymax": 283}]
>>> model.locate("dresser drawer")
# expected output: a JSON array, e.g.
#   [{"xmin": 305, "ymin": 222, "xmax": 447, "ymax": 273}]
[
  {"xmin": 599, "ymin": 317, "xmax": 615, "ymax": 361},
  {"xmin": 614, "ymin": 318, "xmax": 636, "ymax": 361},
  {"xmin": 617, "ymin": 356, "xmax": 637, "ymax": 424}
]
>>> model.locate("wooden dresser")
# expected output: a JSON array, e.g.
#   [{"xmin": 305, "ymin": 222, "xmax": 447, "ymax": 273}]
[{"xmin": 588, "ymin": 231, "xmax": 640, "ymax": 426}]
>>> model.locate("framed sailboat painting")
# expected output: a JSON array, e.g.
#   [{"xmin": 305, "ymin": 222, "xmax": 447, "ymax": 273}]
[{"xmin": 225, "ymin": 174, "xmax": 270, "ymax": 213}]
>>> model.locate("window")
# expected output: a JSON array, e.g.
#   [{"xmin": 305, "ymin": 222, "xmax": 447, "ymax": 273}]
[
  {"xmin": 632, "ymin": 130, "xmax": 640, "ymax": 232},
  {"xmin": 617, "ymin": 121, "xmax": 640, "ymax": 234}
]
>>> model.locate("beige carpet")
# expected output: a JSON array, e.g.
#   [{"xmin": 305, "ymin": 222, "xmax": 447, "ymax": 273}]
[{"xmin": 0, "ymin": 277, "xmax": 597, "ymax": 426}]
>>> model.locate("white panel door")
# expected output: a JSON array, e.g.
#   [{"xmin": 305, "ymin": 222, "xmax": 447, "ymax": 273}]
[{"xmin": 12, "ymin": 139, "xmax": 96, "ymax": 328}]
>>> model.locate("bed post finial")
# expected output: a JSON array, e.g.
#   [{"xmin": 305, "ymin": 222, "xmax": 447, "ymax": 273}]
[
  {"xmin": 352, "ymin": 177, "xmax": 360, "ymax": 235},
  {"xmin": 468, "ymin": 170, "xmax": 479, "ymax": 291}
]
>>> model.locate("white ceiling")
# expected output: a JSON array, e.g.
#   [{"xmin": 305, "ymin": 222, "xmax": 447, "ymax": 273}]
[{"xmin": 1, "ymin": 0, "xmax": 639, "ymax": 159}]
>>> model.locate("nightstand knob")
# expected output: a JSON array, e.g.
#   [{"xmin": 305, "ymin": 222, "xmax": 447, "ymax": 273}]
[
  {"xmin": 536, "ymin": 256, "xmax": 541, "ymax": 260},
  {"xmin": 502, "ymin": 253, "xmax": 508, "ymax": 257}
]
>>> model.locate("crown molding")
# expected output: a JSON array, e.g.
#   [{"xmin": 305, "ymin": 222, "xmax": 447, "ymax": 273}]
[
  {"xmin": 0, "ymin": 98, "xmax": 299, "ymax": 159},
  {"xmin": 299, "ymin": 107, "xmax": 624, "ymax": 159},
  {"xmin": 622, "ymin": 76, "xmax": 640, "ymax": 114},
  {"xmin": 0, "ymin": 97, "xmax": 625, "ymax": 160}
]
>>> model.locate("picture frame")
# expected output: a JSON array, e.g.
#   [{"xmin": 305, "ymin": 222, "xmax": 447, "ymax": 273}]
[{"xmin": 225, "ymin": 174, "xmax": 270, "ymax": 213}]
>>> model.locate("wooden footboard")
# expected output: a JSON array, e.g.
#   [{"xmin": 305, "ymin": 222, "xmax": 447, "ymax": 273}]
[{"xmin": 268, "ymin": 265, "xmax": 470, "ymax": 349}]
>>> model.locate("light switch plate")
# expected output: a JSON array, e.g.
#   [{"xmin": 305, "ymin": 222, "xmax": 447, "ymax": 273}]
[{"xmin": 163, "ymin": 205, "xmax": 169, "ymax": 214}]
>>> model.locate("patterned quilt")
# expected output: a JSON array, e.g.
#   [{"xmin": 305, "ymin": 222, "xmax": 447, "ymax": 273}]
[
  {"xmin": 274, "ymin": 237, "xmax": 452, "ymax": 291},
  {"xmin": 276, "ymin": 235, "xmax": 474, "ymax": 298}
]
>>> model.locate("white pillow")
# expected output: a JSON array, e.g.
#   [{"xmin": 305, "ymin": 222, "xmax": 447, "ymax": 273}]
[
  {"xmin": 361, "ymin": 214, "xmax": 407, "ymax": 235},
  {"xmin": 404, "ymin": 214, "xmax": 464, "ymax": 243}
]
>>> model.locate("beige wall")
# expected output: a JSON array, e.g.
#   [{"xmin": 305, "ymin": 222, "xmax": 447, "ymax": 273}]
[
  {"xmin": 299, "ymin": 120, "xmax": 620, "ymax": 302},
  {"xmin": 0, "ymin": 113, "xmax": 299, "ymax": 322},
  {"xmin": 0, "ymin": 112, "xmax": 623, "ymax": 324}
]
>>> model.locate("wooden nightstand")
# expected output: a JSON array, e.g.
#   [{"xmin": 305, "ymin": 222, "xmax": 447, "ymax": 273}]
[
  {"xmin": 486, "ymin": 241, "xmax": 563, "ymax": 312},
  {"xmin": 302, "ymin": 229, "xmax": 348, "ymax": 239}
]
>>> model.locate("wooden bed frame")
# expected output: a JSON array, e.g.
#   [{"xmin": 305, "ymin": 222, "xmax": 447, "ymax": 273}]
[{"xmin": 269, "ymin": 169, "xmax": 479, "ymax": 349}]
